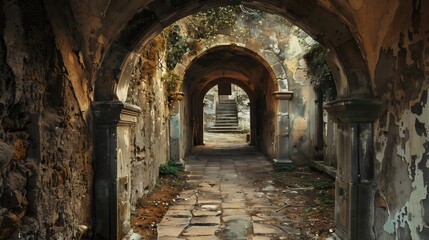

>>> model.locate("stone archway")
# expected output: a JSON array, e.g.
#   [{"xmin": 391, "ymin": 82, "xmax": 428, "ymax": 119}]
[
  {"xmin": 196, "ymin": 78, "xmax": 256, "ymax": 146},
  {"xmin": 91, "ymin": 1, "xmax": 379, "ymax": 239},
  {"xmin": 179, "ymin": 45, "xmax": 283, "ymax": 160}
]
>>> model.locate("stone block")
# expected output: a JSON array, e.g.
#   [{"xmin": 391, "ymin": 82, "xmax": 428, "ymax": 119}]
[
  {"xmin": 182, "ymin": 226, "xmax": 219, "ymax": 236},
  {"xmin": 159, "ymin": 216, "xmax": 191, "ymax": 227},
  {"xmin": 190, "ymin": 216, "xmax": 221, "ymax": 225},
  {"xmin": 165, "ymin": 210, "xmax": 192, "ymax": 218},
  {"xmin": 192, "ymin": 210, "xmax": 221, "ymax": 217},
  {"xmin": 0, "ymin": 142, "xmax": 14, "ymax": 170},
  {"xmin": 157, "ymin": 225, "xmax": 186, "ymax": 237},
  {"xmin": 222, "ymin": 202, "xmax": 246, "ymax": 209},
  {"xmin": 253, "ymin": 223, "xmax": 283, "ymax": 235}
]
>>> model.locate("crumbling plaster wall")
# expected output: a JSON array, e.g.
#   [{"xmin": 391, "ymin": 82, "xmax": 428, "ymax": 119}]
[
  {"xmin": 1, "ymin": 0, "xmax": 92, "ymax": 239},
  {"xmin": 126, "ymin": 36, "xmax": 170, "ymax": 205},
  {"xmin": 325, "ymin": 1, "xmax": 429, "ymax": 238}
]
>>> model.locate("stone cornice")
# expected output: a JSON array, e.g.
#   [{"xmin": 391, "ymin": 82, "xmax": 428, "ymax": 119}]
[
  {"xmin": 273, "ymin": 91, "xmax": 293, "ymax": 100},
  {"xmin": 92, "ymin": 101, "xmax": 141, "ymax": 125},
  {"xmin": 324, "ymin": 98, "xmax": 381, "ymax": 123},
  {"xmin": 171, "ymin": 92, "xmax": 185, "ymax": 101}
]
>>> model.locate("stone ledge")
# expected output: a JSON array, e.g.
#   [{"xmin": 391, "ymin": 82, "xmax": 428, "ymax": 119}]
[
  {"xmin": 92, "ymin": 101, "xmax": 141, "ymax": 125},
  {"xmin": 324, "ymin": 98, "xmax": 381, "ymax": 123},
  {"xmin": 272, "ymin": 91, "xmax": 293, "ymax": 100},
  {"xmin": 309, "ymin": 161, "xmax": 336, "ymax": 178},
  {"xmin": 272, "ymin": 159, "xmax": 294, "ymax": 171}
]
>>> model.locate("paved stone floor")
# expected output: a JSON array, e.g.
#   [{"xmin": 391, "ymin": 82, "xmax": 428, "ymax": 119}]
[{"xmin": 157, "ymin": 138, "xmax": 310, "ymax": 240}]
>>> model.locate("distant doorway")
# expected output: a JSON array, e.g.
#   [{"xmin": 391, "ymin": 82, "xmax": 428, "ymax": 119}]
[{"xmin": 203, "ymin": 84, "xmax": 250, "ymax": 145}]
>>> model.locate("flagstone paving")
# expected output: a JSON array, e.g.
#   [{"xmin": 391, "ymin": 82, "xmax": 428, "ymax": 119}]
[{"xmin": 157, "ymin": 141, "xmax": 306, "ymax": 239}]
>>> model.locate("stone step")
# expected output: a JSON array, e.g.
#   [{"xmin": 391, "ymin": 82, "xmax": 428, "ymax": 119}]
[
  {"xmin": 214, "ymin": 122, "xmax": 238, "ymax": 126},
  {"xmin": 216, "ymin": 117, "xmax": 238, "ymax": 120},
  {"xmin": 212, "ymin": 100, "xmax": 239, "ymax": 133},
  {"xmin": 216, "ymin": 116, "xmax": 238, "ymax": 120},
  {"xmin": 215, "ymin": 119, "xmax": 238, "ymax": 124}
]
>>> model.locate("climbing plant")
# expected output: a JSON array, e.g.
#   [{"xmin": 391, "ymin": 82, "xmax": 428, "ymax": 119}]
[
  {"xmin": 165, "ymin": 25, "xmax": 188, "ymax": 70},
  {"xmin": 162, "ymin": 70, "xmax": 182, "ymax": 95},
  {"xmin": 303, "ymin": 44, "xmax": 337, "ymax": 102},
  {"xmin": 188, "ymin": 5, "xmax": 240, "ymax": 39}
]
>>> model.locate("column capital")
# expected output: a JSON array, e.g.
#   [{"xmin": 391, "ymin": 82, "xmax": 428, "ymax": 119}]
[
  {"xmin": 92, "ymin": 101, "xmax": 141, "ymax": 126},
  {"xmin": 273, "ymin": 91, "xmax": 293, "ymax": 100},
  {"xmin": 324, "ymin": 98, "xmax": 381, "ymax": 123},
  {"xmin": 172, "ymin": 92, "xmax": 185, "ymax": 101}
]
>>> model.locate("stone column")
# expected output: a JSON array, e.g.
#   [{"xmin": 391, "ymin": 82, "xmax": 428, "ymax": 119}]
[
  {"xmin": 169, "ymin": 92, "xmax": 185, "ymax": 166},
  {"xmin": 272, "ymin": 91, "xmax": 293, "ymax": 166},
  {"xmin": 92, "ymin": 101, "xmax": 141, "ymax": 240},
  {"xmin": 324, "ymin": 98, "xmax": 380, "ymax": 240}
]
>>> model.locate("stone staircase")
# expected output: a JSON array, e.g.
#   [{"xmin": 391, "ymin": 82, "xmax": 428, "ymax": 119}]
[{"xmin": 208, "ymin": 99, "xmax": 241, "ymax": 132}]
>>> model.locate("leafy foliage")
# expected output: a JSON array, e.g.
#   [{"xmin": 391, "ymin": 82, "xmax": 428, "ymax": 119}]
[
  {"xmin": 303, "ymin": 44, "xmax": 337, "ymax": 101},
  {"xmin": 159, "ymin": 161, "xmax": 183, "ymax": 176},
  {"xmin": 162, "ymin": 70, "xmax": 182, "ymax": 94},
  {"xmin": 165, "ymin": 25, "xmax": 188, "ymax": 70},
  {"xmin": 190, "ymin": 5, "xmax": 241, "ymax": 39}
]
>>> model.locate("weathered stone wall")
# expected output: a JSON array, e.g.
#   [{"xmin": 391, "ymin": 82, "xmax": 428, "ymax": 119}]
[
  {"xmin": 1, "ymin": 0, "xmax": 427, "ymax": 239},
  {"xmin": 0, "ymin": 0, "xmax": 92, "ymax": 239},
  {"xmin": 126, "ymin": 36, "xmax": 170, "ymax": 205}
]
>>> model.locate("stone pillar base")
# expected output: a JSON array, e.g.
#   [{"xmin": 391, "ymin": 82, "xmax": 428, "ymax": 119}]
[{"xmin": 273, "ymin": 158, "xmax": 294, "ymax": 171}]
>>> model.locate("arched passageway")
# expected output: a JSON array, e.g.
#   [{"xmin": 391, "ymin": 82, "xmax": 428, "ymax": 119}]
[
  {"xmin": 92, "ymin": 2, "xmax": 379, "ymax": 239},
  {"xmin": 177, "ymin": 45, "xmax": 280, "ymax": 159},
  {"xmin": 3, "ymin": 1, "xmax": 428, "ymax": 240}
]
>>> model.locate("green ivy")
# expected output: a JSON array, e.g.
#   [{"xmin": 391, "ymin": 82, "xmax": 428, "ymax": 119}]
[
  {"xmin": 166, "ymin": 25, "xmax": 188, "ymax": 70},
  {"xmin": 162, "ymin": 70, "xmax": 182, "ymax": 94},
  {"xmin": 303, "ymin": 44, "xmax": 337, "ymax": 101},
  {"xmin": 159, "ymin": 161, "xmax": 183, "ymax": 176},
  {"xmin": 190, "ymin": 5, "xmax": 240, "ymax": 38}
]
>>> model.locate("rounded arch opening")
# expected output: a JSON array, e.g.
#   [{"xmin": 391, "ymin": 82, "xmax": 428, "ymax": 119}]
[
  {"xmin": 181, "ymin": 45, "xmax": 279, "ymax": 157},
  {"xmin": 94, "ymin": 0, "xmax": 374, "ymax": 103},
  {"xmin": 202, "ymin": 83, "xmax": 251, "ymax": 145}
]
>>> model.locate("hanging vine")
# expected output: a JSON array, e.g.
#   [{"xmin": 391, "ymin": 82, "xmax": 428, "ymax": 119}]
[{"xmin": 303, "ymin": 44, "xmax": 337, "ymax": 102}]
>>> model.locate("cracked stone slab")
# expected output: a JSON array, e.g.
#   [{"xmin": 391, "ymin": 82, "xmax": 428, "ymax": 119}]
[
  {"xmin": 253, "ymin": 223, "xmax": 284, "ymax": 235},
  {"xmin": 200, "ymin": 204, "xmax": 220, "ymax": 211},
  {"xmin": 157, "ymin": 225, "xmax": 186, "ymax": 237},
  {"xmin": 165, "ymin": 210, "xmax": 192, "ymax": 218},
  {"xmin": 168, "ymin": 204, "xmax": 195, "ymax": 211},
  {"xmin": 223, "ymin": 215, "xmax": 251, "ymax": 222},
  {"xmin": 185, "ymin": 236, "xmax": 220, "ymax": 240},
  {"xmin": 222, "ymin": 202, "xmax": 246, "ymax": 209},
  {"xmin": 182, "ymin": 226, "xmax": 220, "ymax": 236},
  {"xmin": 158, "ymin": 216, "xmax": 191, "ymax": 227},
  {"xmin": 192, "ymin": 210, "xmax": 222, "ymax": 217},
  {"xmin": 190, "ymin": 216, "xmax": 221, "ymax": 225},
  {"xmin": 223, "ymin": 208, "xmax": 247, "ymax": 216}
]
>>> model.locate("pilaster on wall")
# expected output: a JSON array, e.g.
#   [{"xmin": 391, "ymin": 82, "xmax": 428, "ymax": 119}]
[
  {"xmin": 272, "ymin": 91, "xmax": 293, "ymax": 166},
  {"xmin": 92, "ymin": 101, "xmax": 141, "ymax": 240},
  {"xmin": 324, "ymin": 98, "xmax": 380, "ymax": 240},
  {"xmin": 170, "ymin": 92, "xmax": 185, "ymax": 165}
]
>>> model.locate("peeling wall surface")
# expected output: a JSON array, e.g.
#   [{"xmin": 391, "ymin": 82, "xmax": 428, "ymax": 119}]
[
  {"xmin": 0, "ymin": 0, "xmax": 428, "ymax": 239},
  {"xmin": 367, "ymin": 1, "xmax": 429, "ymax": 238},
  {"xmin": 126, "ymin": 36, "xmax": 170, "ymax": 205}
]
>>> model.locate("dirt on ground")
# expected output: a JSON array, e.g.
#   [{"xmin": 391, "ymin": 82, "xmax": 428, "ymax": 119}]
[
  {"xmin": 269, "ymin": 167, "xmax": 335, "ymax": 238},
  {"xmin": 131, "ymin": 171, "xmax": 188, "ymax": 239},
  {"xmin": 130, "ymin": 166, "xmax": 334, "ymax": 239}
]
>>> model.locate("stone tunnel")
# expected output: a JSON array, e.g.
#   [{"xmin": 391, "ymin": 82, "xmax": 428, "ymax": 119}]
[{"xmin": 0, "ymin": 0, "xmax": 428, "ymax": 240}]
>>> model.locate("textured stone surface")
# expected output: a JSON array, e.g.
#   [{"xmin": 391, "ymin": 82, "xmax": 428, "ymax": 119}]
[
  {"xmin": 0, "ymin": 0, "xmax": 428, "ymax": 239},
  {"xmin": 157, "ymin": 144, "xmax": 300, "ymax": 239}
]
